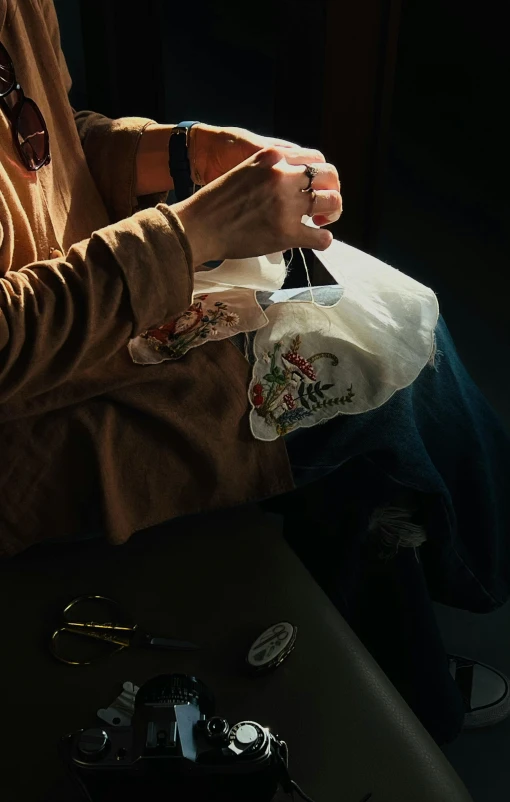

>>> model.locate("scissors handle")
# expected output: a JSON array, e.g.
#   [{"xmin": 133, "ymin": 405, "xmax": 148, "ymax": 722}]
[
  {"xmin": 64, "ymin": 620, "xmax": 134, "ymax": 633},
  {"xmin": 52, "ymin": 596, "xmax": 200, "ymax": 663},
  {"xmin": 61, "ymin": 624, "xmax": 132, "ymax": 649}
]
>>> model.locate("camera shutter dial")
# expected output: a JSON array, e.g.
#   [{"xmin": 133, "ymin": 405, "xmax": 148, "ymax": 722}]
[
  {"xmin": 235, "ymin": 724, "xmax": 258, "ymax": 745},
  {"xmin": 228, "ymin": 721, "xmax": 267, "ymax": 756}
]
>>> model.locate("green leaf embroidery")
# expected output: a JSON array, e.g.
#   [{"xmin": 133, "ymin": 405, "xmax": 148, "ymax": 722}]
[
  {"xmin": 301, "ymin": 397, "xmax": 310, "ymax": 411},
  {"xmin": 298, "ymin": 382, "xmax": 305, "ymax": 397},
  {"xmin": 314, "ymin": 381, "xmax": 324, "ymax": 399},
  {"xmin": 264, "ymin": 374, "xmax": 276, "ymax": 383},
  {"xmin": 322, "ymin": 384, "xmax": 335, "ymax": 391}
]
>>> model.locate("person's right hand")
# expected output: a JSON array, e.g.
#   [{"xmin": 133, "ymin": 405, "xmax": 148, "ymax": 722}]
[{"xmin": 171, "ymin": 147, "xmax": 342, "ymax": 269}]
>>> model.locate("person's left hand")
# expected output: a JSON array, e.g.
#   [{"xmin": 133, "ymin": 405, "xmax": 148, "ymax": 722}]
[{"xmin": 190, "ymin": 124, "xmax": 339, "ymax": 227}]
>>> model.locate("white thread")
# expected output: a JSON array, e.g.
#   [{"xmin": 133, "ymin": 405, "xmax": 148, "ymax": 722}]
[{"xmin": 298, "ymin": 247, "xmax": 316, "ymax": 306}]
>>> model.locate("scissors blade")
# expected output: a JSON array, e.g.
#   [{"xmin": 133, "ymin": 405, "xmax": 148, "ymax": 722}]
[{"xmin": 135, "ymin": 630, "xmax": 200, "ymax": 651}]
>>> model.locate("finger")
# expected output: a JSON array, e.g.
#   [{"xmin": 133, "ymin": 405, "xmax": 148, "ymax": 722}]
[
  {"xmin": 274, "ymin": 145, "xmax": 326, "ymax": 164},
  {"xmin": 296, "ymin": 223, "xmax": 334, "ymax": 252},
  {"xmin": 251, "ymin": 146, "xmax": 287, "ymax": 169},
  {"xmin": 269, "ymin": 137, "xmax": 301, "ymax": 148},
  {"xmin": 312, "ymin": 214, "xmax": 340, "ymax": 227},
  {"xmin": 303, "ymin": 189, "xmax": 342, "ymax": 222}
]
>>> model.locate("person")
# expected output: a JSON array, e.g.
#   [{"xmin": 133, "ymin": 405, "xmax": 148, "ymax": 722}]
[{"xmin": 1, "ymin": 0, "xmax": 509, "ymax": 748}]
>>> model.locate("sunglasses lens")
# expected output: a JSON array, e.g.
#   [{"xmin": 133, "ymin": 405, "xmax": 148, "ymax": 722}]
[{"xmin": 16, "ymin": 97, "xmax": 49, "ymax": 169}]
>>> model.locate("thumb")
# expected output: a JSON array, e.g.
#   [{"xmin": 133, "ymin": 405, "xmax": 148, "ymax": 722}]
[
  {"xmin": 299, "ymin": 223, "xmax": 334, "ymax": 252},
  {"xmin": 253, "ymin": 146, "xmax": 286, "ymax": 169}
]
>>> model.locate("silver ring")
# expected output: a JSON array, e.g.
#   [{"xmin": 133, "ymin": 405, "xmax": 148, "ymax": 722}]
[{"xmin": 302, "ymin": 164, "xmax": 319, "ymax": 192}]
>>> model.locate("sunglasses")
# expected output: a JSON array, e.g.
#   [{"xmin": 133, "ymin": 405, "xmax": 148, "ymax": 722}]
[{"xmin": 0, "ymin": 40, "xmax": 50, "ymax": 171}]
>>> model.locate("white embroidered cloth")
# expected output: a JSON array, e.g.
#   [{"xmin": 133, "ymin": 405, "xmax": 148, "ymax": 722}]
[{"xmin": 128, "ymin": 234, "xmax": 439, "ymax": 441}]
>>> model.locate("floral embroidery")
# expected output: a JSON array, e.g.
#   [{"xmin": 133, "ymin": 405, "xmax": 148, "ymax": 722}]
[
  {"xmin": 139, "ymin": 295, "xmax": 239, "ymax": 360},
  {"xmin": 251, "ymin": 335, "xmax": 355, "ymax": 436}
]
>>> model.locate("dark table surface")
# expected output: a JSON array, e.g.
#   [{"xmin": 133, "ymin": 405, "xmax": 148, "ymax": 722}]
[{"xmin": 0, "ymin": 506, "xmax": 471, "ymax": 802}]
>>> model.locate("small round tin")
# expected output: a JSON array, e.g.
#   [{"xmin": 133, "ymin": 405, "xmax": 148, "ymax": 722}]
[{"xmin": 246, "ymin": 622, "xmax": 297, "ymax": 674}]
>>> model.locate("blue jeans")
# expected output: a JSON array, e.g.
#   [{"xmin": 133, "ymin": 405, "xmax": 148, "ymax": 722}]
[
  {"xmin": 282, "ymin": 310, "xmax": 510, "ymax": 614},
  {"xmin": 273, "ymin": 301, "xmax": 510, "ymax": 745}
]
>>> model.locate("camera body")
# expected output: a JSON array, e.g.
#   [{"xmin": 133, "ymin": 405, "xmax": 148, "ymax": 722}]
[{"xmin": 61, "ymin": 674, "xmax": 291, "ymax": 802}]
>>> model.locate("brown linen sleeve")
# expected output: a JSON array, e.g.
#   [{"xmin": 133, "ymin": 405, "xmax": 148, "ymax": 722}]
[
  {"xmin": 73, "ymin": 110, "xmax": 170, "ymax": 223},
  {"xmin": 0, "ymin": 204, "xmax": 193, "ymax": 405}
]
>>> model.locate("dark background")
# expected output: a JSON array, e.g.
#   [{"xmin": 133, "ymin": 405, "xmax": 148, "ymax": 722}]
[{"xmin": 53, "ymin": 3, "xmax": 510, "ymax": 799}]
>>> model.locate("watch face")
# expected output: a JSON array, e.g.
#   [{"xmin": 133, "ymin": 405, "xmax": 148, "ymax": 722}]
[{"xmin": 246, "ymin": 622, "xmax": 297, "ymax": 673}]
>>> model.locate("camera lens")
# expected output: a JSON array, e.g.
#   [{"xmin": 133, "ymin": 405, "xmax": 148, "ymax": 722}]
[{"xmin": 135, "ymin": 674, "xmax": 214, "ymax": 718}]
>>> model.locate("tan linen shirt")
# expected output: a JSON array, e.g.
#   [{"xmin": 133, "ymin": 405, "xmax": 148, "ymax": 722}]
[{"xmin": 0, "ymin": 0, "xmax": 293, "ymax": 556}]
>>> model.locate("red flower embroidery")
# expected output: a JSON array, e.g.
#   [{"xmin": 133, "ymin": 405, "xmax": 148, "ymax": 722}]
[
  {"xmin": 253, "ymin": 384, "xmax": 263, "ymax": 394},
  {"xmin": 282, "ymin": 351, "xmax": 317, "ymax": 380},
  {"xmin": 159, "ymin": 321, "xmax": 177, "ymax": 333},
  {"xmin": 146, "ymin": 327, "xmax": 172, "ymax": 343},
  {"xmin": 283, "ymin": 393, "xmax": 295, "ymax": 410}
]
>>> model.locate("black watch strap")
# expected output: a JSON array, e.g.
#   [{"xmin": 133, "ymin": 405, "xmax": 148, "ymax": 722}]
[
  {"xmin": 169, "ymin": 120, "xmax": 223, "ymax": 269},
  {"xmin": 168, "ymin": 120, "xmax": 200, "ymax": 202}
]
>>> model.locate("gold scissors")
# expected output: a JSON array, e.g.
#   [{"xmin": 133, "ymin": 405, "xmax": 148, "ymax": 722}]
[{"xmin": 50, "ymin": 595, "xmax": 199, "ymax": 665}]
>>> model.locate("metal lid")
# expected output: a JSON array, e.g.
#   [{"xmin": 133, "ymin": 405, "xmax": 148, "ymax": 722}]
[{"xmin": 246, "ymin": 622, "xmax": 297, "ymax": 674}]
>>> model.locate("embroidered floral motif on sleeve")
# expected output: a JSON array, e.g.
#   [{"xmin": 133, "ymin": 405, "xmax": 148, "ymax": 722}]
[
  {"xmin": 250, "ymin": 335, "xmax": 355, "ymax": 437},
  {"xmin": 128, "ymin": 287, "xmax": 269, "ymax": 365},
  {"xmin": 139, "ymin": 295, "xmax": 241, "ymax": 360}
]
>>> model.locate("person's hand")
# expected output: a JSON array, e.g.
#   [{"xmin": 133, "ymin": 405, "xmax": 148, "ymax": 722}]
[
  {"xmin": 172, "ymin": 147, "xmax": 342, "ymax": 268},
  {"xmin": 190, "ymin": 124, "xmax": 337, "ymax": 228}
]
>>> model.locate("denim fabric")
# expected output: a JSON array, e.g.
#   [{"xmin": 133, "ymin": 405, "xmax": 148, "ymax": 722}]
[
  {"xmin": 235, "ymin": 286, "xmax": 510, "ymax": 612},
  {"xmin": 283, "ymin": 313, "xmax": 510, "ymax": 615}
]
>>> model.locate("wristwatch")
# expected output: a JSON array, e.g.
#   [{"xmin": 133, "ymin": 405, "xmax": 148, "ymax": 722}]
[
  {"xmin": 169, "ymin": 120, "xmax": 223, "ymax": 269},
  {"xmin": 168, "ymin": 120, "xmax": 200, "ymax": 203}
]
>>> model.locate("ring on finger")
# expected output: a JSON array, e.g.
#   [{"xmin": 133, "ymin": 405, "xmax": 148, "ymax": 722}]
[{"xmin": 302, "ymin": 164, "xmax": 320, "ymax": 192}]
